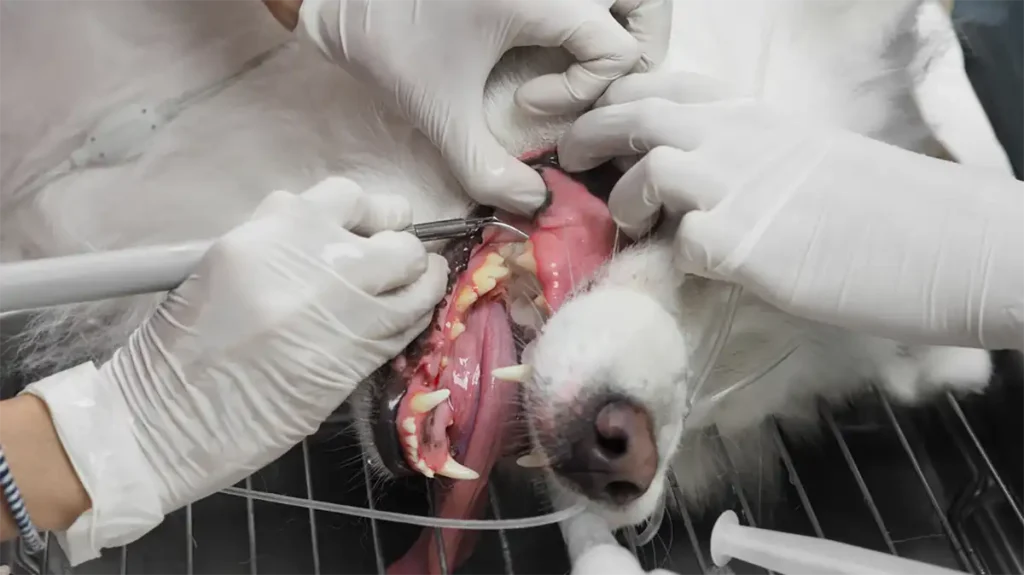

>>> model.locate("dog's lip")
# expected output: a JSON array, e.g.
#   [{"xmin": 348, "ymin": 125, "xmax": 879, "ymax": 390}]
[{"xmin": 374, "ymin": 374, "xmax": 415, "ymax": 476}]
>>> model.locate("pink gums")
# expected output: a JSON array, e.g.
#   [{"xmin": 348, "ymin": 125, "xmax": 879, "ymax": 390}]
[{"xmin": 387, "ymin": 150, "xmax": 618, "ymax": 575}]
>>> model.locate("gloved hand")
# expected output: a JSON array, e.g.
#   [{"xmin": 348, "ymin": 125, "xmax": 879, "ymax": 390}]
[
  {"xmin": 571, "ymin": 543, "xmax": 678, "ymax": 575},
  {"xmin": 24, "ymin": 177, "xmax": 449, "ymax": 563},
  {"xmin": 296, "ymin": 0, "xmax": 671, "ymax": 215},
  {"xmin": 558, "ymin": 71, "xmax": 1024, "ymax": 350}
]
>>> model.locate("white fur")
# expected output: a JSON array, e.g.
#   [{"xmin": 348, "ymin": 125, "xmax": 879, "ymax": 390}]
[{"xmin": 0, "ymin": 0, "xmax": 998, "ymax": 536}]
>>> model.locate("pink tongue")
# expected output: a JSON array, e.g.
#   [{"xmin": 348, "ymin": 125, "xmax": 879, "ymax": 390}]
[
  {"xmin": 388, "ymin": 302, "xmax": 518, "ymax": 575},
  {"xmin": 388, "ymin": 150, "xmax": 620, "ymax": 574}
]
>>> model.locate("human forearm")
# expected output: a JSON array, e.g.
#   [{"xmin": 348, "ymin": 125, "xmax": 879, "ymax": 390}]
[
  {"xmin": 0, "ymin": 395, "xmax": 91, "ymax": 541},
  {"xmin": 263, "ymin": 0, "xmax": 304, "ymax": 31}
]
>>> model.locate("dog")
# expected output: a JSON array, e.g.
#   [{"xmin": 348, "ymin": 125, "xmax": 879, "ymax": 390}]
[{"xmin": 0, "ymin": 1, "xmax": 1002, "ymax": 573}]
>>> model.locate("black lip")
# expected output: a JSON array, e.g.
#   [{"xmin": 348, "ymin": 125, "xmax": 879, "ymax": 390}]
[{"xmin": 370, "ymin": 153, "xmax": 624, "ymax": 478}]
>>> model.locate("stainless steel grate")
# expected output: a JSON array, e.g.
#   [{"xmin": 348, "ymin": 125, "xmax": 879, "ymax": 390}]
[{"xmin": 5, "ymin": 370, "xmax": 1021, "ymax": 575}]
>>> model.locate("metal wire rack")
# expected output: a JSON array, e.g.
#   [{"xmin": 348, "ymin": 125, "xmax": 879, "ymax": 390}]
[{"xmin": 3, "ymin": 348, "xmax": 1021, "ymax": 575}]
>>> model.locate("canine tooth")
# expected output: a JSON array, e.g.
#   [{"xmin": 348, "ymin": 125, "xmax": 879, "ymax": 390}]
[
  {"xmin": 516, "ymin": 452, "xmax": 548, "ymax": 468},
  {"xmin": 410, "ymin": 389, "xmax": 451, "ymax": 414},
  {"xmin": 514, "ymin": 241, "xmax": 537, "ymax": 274},
  {"xmin": 449, "ymin": 321, "xmax": 465, "ymax": 340},
  {"xmin": 436, "ymin": 456, "xmax": 480, "ymax": 480},
  {"xmin": 415, "ymin": 460, "xmax": 435, "ymax": 478},
  {"xmin": 402, "ymin": 417, "xmax": 416, "ymax": 434},
  {"xmin": 492, "ymin": 364, "xmax": 532, "ymax": 383}
]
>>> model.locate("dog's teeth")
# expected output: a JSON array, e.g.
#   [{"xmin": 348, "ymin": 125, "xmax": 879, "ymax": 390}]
[
  {"xmin": 401, "ymin": 417, "xmax": 416, "ymax": 434},
  {"xmin": 516, "ymin": 452, "xmax": 548, "ymax": 468},
  {"xmin": 436, "ymin": 456, "xmax": 480, "ymax": 480},
  {"xmin": 410, "ymin": 389, "xmax": 451, "ymax": 414},
  {"xmin": 454, "ymin": 286, "xmax": 479, "ymax": 312},
  {"xmin": 497, "ymin": 243, "xmax": 525, "ymax": 260},
  {"xmin": 492, "ymin": 364, "xmax": 532, "ymax": 383},
  {"xmin": 533, "ymin": 294, "xmax": 550, "ymax": 315},
  {"xmin": 415, "ymin": 460, "xmax": 435, "ymax": 478},
  {"xmin": 514, "ymin": 241, "xmax": 537, "ymax": 274},
  {"xmin": 449, "ymin": 321, "xmax": 466, "ymax": 340},
  {"xmin": 471, "ymin": 255, "xmax": 510, "ymax": 295},
  {"xmin": 406, "ymin": 440, "xmax": 418, "ymax": 461}
]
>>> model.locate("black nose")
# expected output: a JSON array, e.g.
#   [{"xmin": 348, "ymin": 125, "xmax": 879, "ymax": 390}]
[{"xmin": 554, "ymin": 399, "xmax": 658, "ymax": 505}]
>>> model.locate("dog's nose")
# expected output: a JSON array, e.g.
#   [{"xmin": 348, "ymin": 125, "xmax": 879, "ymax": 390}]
[{"xmin": 558, "ymin": 399, "xmax": 658, "ymax": 505}]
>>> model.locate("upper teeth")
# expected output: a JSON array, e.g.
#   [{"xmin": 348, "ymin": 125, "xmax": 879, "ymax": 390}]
[
  {"xmin": 514, "ymin": 241, "xmax": 537, "ymax": 274},
  {"xmin": 410, "ymin": 389, "xmax": 451, "ymax": 414}
]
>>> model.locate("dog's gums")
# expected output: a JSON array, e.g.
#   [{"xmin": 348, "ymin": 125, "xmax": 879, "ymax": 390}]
[{"xmin": 377, "ymin": 151, "xmax": 622, "ymax": 575}]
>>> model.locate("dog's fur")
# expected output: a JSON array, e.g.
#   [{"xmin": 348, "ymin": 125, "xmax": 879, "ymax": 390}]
[{"xmin": 0, "ymin": 0, "xmax": 1003, "ymax": 535}]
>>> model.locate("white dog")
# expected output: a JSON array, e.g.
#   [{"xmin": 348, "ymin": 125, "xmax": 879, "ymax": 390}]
[{"xmin": 0, "ymin": 1, "xmax": 1004, "ymax": 573}]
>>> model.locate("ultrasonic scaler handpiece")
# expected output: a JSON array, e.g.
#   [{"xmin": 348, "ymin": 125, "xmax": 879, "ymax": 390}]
[
  {"xmin": 0, "ymin": 217, "xmax": 530, "ymax": 313},
  {"xmin": 402, "ymin": 216, "xmax": 528, "ymax": 242}
]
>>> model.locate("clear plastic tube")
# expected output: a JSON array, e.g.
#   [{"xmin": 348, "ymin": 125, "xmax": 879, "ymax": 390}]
[
  {"xmin": 220, "ymin": 486, "xmax": 586, "ymax": 530},
  {"xmin": 684, "ymin": 284, "xmax": 744, "ymax": 417}
]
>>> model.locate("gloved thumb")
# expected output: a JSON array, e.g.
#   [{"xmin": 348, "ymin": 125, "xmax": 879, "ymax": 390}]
[
  {"xmin": 440, "ymin": 109, "xmax": 547, "ymax": 216},
  {"xmin": 671, "ymin": 210, "xmax": 732, "ymax": 283}
]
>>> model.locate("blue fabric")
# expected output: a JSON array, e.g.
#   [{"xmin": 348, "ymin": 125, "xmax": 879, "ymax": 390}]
[
  {"xmin": 0, "ymin": 445, "xmax": 46, "ymax": 554},
  {"xmin": 952, "ymin": 0, "xmax": 1023, "ymax": 179}
]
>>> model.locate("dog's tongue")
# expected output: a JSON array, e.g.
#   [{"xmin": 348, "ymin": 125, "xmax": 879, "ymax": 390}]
[{"xmin": 387, "ymin": 154, "xmax": 618, "ymax": 575}]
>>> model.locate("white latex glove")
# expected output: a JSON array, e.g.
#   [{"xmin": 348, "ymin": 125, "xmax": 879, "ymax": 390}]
[
  {"xmin": 572, "ymin": 544, "xmax": 677, "ymax": 575},
  {"xmin": 297, "ymin": 0, "xmax": 671, "ymax": 215},
  {"xmin": 23, "ymin": 177, "xmax": 448, "ymax": 564},
  {"xmin": 558, "ymin": 71, "xmax": 1024, "ymax": 350}
]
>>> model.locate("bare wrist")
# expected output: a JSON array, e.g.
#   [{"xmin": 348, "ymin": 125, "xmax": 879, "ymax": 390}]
[{"xmin": 0, "ymin": 395, "xmax": 91, "ymax": 538}]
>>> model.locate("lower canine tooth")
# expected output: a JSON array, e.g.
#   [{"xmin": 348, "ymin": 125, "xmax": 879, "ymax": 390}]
[
  {"xmin": 436, "ymin": 456, "xmax": 480, "ymax": 480},
  {"xmin": 516, "ymin": 452, "xmax": 548, "ymax": 468},
  {"xmin": 410, "ymin": 389, "xmax": 451, "ymax": 414},
  {"xmin": 415, "ymin": 460, "xmax": 435, "ymax": 478},
  {"xmin": 492, "ymin": 364, "xmax": 532, "ymax": 383}
]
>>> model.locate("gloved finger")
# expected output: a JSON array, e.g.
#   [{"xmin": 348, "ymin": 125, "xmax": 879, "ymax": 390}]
[
  {"xmin": 247, "ymin": 179, "xmax": 414, "ymax": 237},
  {"xmin": 514, "ymin": 2, "xmax": 640, "ymax": 116},
  {"xmin": 248, "ymin": 189, "xmax": 303, "ymax": 222},
  {"xmin": 596, "ymin": 70, "xmax": 736, "ymax": 108},
  {"xmin": 299, "ymin": 176, "xmax": 413, "ymax": 235},
  {"xmin": 440, "ymin": 108, "xmax": 547, "ymax": 216},
  {"xmin": 387, "ymin": 307, "xmax": 436, "ymax": 355},
  {"xmin": 375, "ymin": 253, "xmax": 449, "ymax": 336},
  {"xmin": 558, "ymin": 98, "xmax": 705, "ymax": 172},
  {"xmin": 570, "ymin": 544, "xmax": 645, "ymax": 575},
  {"xmin": 355, "ymin": 230, "xmax": 431, "ymax": 295},
  {"xmin": 608, "ymin": 0, "xmax": 672, "ymax": 73},
  {"xmin": 671, "ymin": 209, "xmax": 732, "ymax": 282},
  {"xmin": 609, "ymin": 146, "xmax": 725, "ymax": 238}
]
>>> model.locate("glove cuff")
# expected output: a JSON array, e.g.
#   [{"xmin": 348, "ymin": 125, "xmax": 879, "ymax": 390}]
[{"xmin": 22, "ymin": 362, "xmax": 164, "ymax": 566}]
